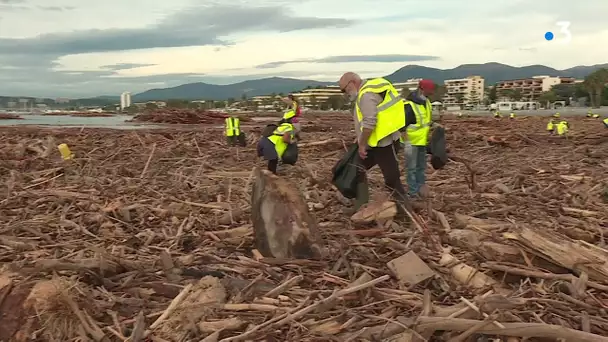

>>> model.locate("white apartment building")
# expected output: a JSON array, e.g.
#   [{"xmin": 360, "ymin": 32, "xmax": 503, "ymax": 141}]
[
  {"xmin": 443, "ymin": 76, "xmax": 484, "ymax": 108},
  {"xmin": 120, "ymin": 91, "xmax": 132, "ymax": 110},
  {"xmin": 495, "ymin": 76, "xmax": 575, "ymax": 101},
  {"xmin": 394, "ymin": 78, "xmax": 423, "ymax": 94}
]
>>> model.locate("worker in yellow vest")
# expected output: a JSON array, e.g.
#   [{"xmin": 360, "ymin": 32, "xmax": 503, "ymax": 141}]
[
  {"xmin": 587, "ymin": 110, "xmax": 593, "ymax": 117},
  {"xmin": 603, "ymin": 117, "xmax": 608, "ymax": 128},
  {"xmin": 338, "ymin": 72, "xmax": 409, "ymax": 212},
  {"xmin": 546, "ymin": 118, "xmax": 555, "ymax": 134},
  {"xmin": 279, "ymin": 94, "xmax": 302, "ymax": 138},
  {"xmin": 553, "ymin": 112, "xmax": 560, "ymax": 118},
  {"xmin": 403, "ymin": 79, "xmax": 441, "ymax": 199},
  {"xmin": 556, "ymin": 120, "xmax": 569, "ymax": 136},
  {"xmin": 592, "ymin": 114, "xmax": 600, "ymax": 118},
  {"xmin": 509, "ymin": 112, "xmax": 515, "ymax": 119},
  {"xmin": 256, "ymin": 122, "xmax": 297, "ymax": 174},
  {"xmin": 493, "ymin": 111, "xmax": 502, "ymax": 118},
  {"xmin": 224, "ymin": 116, "xmax": 246, "ymax": 146}
]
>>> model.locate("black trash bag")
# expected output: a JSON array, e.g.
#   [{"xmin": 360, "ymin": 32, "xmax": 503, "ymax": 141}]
[
  {"xmin": 237, "ymin": 132, "xmax": 247, "ymax": 147},
  {"xmin": 281, "ymin": 143, "xmax": 298, "ymax": 165},
  {"xmin": 429, "ymin": 126, "xmax": 448, "ymax": 170},
  {"xmin": 331, "ymin": 143, "xmax": 360, "ymax": 199},
  {"xmin": 261, "ymin": 124, "xmax": 277, "ymax": 137}
]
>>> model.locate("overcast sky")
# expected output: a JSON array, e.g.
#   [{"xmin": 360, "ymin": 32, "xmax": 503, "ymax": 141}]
[{"xmin": 0, "ymin": 0, "xmax": 606, "ymax": 98}]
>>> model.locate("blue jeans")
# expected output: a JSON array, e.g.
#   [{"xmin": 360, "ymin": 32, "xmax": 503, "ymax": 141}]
[{"xmin": 405, "ymin": 143, "xmax": 427, "ymax": 196}]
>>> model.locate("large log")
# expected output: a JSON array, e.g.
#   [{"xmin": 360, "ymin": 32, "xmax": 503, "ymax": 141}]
[{"xmin": 250, "ymin": 168, "xmax": 324, "ymax": 259}]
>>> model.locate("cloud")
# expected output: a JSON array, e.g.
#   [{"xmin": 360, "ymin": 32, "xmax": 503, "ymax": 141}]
[
  {"xmin": 0, "ymin": 0, "xmax": 606, "ymax": 98},
  {"xmin": 101, "ymin": 63, "xmax": 157, "ymax": 71},
  {"xmin": 0, "ymin": 5, "xmax": 353, "ymax": 56},
  {"xmin": 254, "ymin": 54, "xmax": 440, "ymax": 69},
  {"xmin": 38, "ymin": 5, "xmax": 74, "ymax": 11}
]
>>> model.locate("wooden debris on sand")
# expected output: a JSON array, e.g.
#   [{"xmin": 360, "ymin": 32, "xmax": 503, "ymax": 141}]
[{"xmin": 0, "ymin": 115, "xmax": 607, "ymax": 341}]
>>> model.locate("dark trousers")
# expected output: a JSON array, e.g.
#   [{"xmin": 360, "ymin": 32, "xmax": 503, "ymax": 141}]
[{"xmin": 356, "ymin": 140, "xmax": 408, "ymax": 210}]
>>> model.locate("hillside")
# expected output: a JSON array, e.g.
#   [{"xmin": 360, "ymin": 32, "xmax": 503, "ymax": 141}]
[
  {"xmin": 132, "ymin": 77, "xmax": 332, "ymax": 102},
  {"xmin": 385, "ymin": 62, "xmax": 608, "ymax": 84},
  {"xmin": 132, "ymin": 63, "xmax": 608, "ymax": 101}
]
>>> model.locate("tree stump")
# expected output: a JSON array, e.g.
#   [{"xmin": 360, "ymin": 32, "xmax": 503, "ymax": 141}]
[{"xmin": 251, "ymin": 167, "xmax": 323, "ymax": 259}]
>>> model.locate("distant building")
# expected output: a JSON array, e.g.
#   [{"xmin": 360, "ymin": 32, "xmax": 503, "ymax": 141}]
[
  {"xmin": 393, "ymin": 79, "xmax": 423, "ymax": 94},
  {"xmin": 443, "ymin": 76, "xmax": 485, "ymax": 108},
  {"xmin": 55, "ymin": 98, "xmax": 70, "ymax": 104},
  {"xmin": 495, "ymin": 76, "xmax": 575, "ymax": 101},
  {"xmin": 120, "ymin": 92, "xmax": 132, "ymax": 109}
]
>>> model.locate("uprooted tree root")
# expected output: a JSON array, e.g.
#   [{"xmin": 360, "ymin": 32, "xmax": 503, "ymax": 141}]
[{"xmin": 0, "ymin": 115, "xmax": 607, "ymax": 341}]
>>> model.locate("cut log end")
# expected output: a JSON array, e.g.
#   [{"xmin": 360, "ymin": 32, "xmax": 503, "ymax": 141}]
[{"xmin": 251, "ymin": 167, "xmax": 324, "ymax": 259}]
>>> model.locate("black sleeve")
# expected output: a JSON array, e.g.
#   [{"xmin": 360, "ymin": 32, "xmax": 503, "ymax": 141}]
[{"xmin": 400, "ymin": 102, "xmax": 417, "ymax": 132}]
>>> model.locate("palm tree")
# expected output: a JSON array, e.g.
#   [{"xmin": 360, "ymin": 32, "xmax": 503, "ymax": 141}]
[{"xmin": 584, "ymin": 68, "xmax": 608, "ymax": 108}]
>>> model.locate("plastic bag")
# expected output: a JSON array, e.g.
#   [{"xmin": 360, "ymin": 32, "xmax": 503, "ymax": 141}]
[
  {"xmin": 429, "ymin": 126, "xmax": 448, "ymax": 169},
  {"xmin": 281, "ymin": 143, "xmax": 298, "ymax": 165},
  {"xmin": 237, "ymin": 133, "xmax": 247, "ymax": 147},
  {"xmin": 331, "ymin": 143, "xmax": 360, "ymax": 199}
]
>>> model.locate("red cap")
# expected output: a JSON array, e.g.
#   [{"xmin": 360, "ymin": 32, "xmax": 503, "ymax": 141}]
[{"xmin": 419, "ymin": 79, "xmax": 435, "ymax": 90}]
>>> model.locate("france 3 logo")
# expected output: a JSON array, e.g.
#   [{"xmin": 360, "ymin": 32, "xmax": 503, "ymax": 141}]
[{"xmin": 544, "ymin": 22, "xmax": 571, "ymax": 43}]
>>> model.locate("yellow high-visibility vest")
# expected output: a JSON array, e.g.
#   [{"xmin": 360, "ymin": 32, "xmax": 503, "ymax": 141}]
[
  {"xmin": 355, "ymin": 78, "xmax": 405, "ymax": 147},
  {"xmin": 405, "ymin": 99, "xmax": 432, "ymax": 146},
  {"xmin": 556, "ymin": 121, "xmax": 568, "ymax": 136},
  {"xmin": 268, "ymin": 123, "xmax": 295, "ymax": 158},
  {"xmin": 509, "ymin": 113, "xmax": 515, "ymax": 118},
  {"xmin": 546, "ymin": 120, "xmax": 554, "ymax": 131},
  {"xmin": 225, "ymin": 117, "xmax": 240, "ymax": 136},
  {"xmin": 603, "ymin": 117, "xmax": 608, "ymax": 127}
]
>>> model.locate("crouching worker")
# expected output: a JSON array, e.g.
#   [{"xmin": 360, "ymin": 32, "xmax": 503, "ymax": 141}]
[
  {"xmin": 225, "ymin": 116, "xmax": 246, "ymax": 147},
  {"xmin": 257, "ymin": 122, "xmax": 298, "ymax": 174},
  {"xmin": 556, "ymin": 120, "xmax": 569, "ymax": 136},
  {"xmin": 546, "ymin": 118, "xmax": 555, "ymax": 134}
]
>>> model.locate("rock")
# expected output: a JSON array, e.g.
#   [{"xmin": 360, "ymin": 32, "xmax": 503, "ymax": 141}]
[{"xmin": 250, "ymin": 168, "xmax": 324, "ymax": 259}]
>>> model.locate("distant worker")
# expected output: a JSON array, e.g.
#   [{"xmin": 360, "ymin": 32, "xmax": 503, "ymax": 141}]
[
  {"xmin": 546, "ymin": 118, "xmax": 555, "ymax": 134},
  {"xmin": 224, "ymin": 116, "xmax": 246, "ymax": 147},
  {"xmin": 603, "ymin": 117, "xmax": 608, "ymax": 128},
  {"xmin": 279, "ymin": 94, "xmax": 302, "ymax": 138},
  {"xmin": 494, "ymin": 111, "xmax": 502, "ymax": 118},
  {"xmin": 587, "ymin": 110, "xmax": 593, "ymax": 118},
  {"xmin": 256, "ymin": 122, "xmax": 297, "ymax": 174},
  {"xmin": 509, "ymin": 112, "xmax": 515, "ymax": 119},
  {"xmin": 456, "ymin": 112, "xmax": 463, "ymax": 118},
  {"xmin": 553, "ymin": 112, "xmax": 560, "ymax": 118},
  {"xmin": 338, "ymin": 72, "xmax": 409, "ymax": 212},
  {"xmin": 404, "ymin": 79, "xmax": 439, "ymax": 199},
  {"xmin": 556, "ymin": 120, "xmax": 569, "ymax": 136},
  {"xmin": 592, "ymin": 113, "xmax": 600, "ymax": 118}
]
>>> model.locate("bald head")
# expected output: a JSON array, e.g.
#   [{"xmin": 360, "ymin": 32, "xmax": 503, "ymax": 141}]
[{"xmin": 338, "ymin": 72, "xmax": 362, "ymax": 100}]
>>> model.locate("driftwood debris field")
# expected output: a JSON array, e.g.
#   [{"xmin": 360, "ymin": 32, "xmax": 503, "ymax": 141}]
[{"xmin": 0, "ymin": 114, "xmax": 607, "ymax": 341}]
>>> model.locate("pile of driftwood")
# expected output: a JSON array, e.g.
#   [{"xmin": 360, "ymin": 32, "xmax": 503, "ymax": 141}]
[
  {"xmin": 0, "ymin": 116, "xmax": 606, "ymax": 341},
  {"xmin": 0, "ymin": 113, "xmax": 23, "ymax": 120},
  {"xmin": 129, "ymin": 109, "xmax": 253, "ymax": 125}
]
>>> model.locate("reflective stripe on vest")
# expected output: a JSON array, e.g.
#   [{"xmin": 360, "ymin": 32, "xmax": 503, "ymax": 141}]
[
  {"xmin": 225, "ymin": 117, "xmax": 240, "ymax": 136},
  {"xmin": 355, "ymin": 78, "xmax": 406, "ymax": 147},
  {"xmin": 267, "ymin": 123, "xmax": 294, "ymax": 158},
  {"xmin": 406, "ymin": 99, "xmax": 432, "ymax": 146}
]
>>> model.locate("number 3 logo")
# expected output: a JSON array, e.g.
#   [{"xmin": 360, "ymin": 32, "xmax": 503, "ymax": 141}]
[{"xmin": 556, "ymin": 21, "xmax": 571, "ymax": 43}]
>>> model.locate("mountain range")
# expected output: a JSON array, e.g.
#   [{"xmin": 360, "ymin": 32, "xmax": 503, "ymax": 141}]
[{"xmin": 130, "ymin": 62, "xmax": 607, "ymax": 102}]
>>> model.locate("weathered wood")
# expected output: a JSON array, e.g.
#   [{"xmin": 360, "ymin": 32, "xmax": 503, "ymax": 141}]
[
  {"xmin": 250, "ymin": 168, "xmax": 324, "ymax": 259},
  {"xmin": 504, "ymin": 226, "xmax": 608, "ymax": 283}
]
